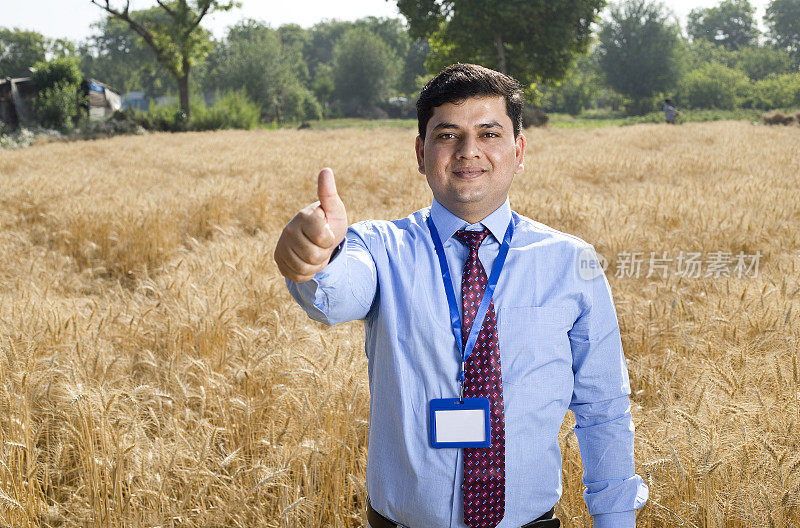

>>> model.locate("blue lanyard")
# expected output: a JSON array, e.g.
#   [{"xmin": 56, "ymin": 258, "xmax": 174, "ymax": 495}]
[{"xmin": 427, "ymin": 214, "xmax": 514, "ymax": 389}]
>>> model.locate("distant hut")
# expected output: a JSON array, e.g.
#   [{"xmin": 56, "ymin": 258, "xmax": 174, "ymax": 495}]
[
  {"xmin": 0, "ymin": 72, "xmax": 121, "ymax": 129},
  {"xmin": 0, "ymin": 75, "xmax": 37, "ymax": 129},
  {"xmin": 81, "ymin": 79, "xmax": 122, "ymax": 120}
]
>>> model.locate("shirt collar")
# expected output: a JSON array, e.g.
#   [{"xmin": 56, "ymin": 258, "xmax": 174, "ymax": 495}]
[{"xmin": 429, "ymin": 197, "xmax": 512, "ymax": 243}]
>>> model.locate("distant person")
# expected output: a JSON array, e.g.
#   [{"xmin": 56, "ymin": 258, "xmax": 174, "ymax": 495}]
[
  {"xmin": 663, "ymin": 98, "xmax": 678, "ymax": 124},
  {"xmin": 275, "ymin": 63, "xmax": 648, "ymax": 528}
]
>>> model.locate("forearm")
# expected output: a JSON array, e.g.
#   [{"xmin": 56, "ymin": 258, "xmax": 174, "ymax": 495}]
[
  {"xmin": 286, "ymin": 228, "xmax": 377, "ymax": 325},
  {"xmin": 571, "ymin": 395, "xmax": 648, "ymax": 523}
]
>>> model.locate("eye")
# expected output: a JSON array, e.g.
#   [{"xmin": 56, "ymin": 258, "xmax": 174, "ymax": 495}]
[
  {"xmin": 482, "ymin": 131, "xmax": 500, "ymax": 138},
  {"xmin": 437, "ymin": 132, "xmax": 457, "ymax": 140}
]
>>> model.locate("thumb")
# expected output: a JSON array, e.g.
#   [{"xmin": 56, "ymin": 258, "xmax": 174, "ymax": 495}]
[
  {"xmin": 317, "ymin": 167, "xmax": 339, "ymax": 214},
  {"xmin": 315, "ymin": 167, "xmax": 347, "ymax": 244}
]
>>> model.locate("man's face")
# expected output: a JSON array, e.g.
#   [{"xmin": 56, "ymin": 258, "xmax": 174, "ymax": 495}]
[{"xmin": 415, "ymin": 95, "xmax": 526, "ymax": 223}]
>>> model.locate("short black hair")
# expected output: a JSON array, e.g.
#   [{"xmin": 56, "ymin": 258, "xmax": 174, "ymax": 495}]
[{"xmin": 416, "ymin": 63, "xmax": 524, "ymax": 140}]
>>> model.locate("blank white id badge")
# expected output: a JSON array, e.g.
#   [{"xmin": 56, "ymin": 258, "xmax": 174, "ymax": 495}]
[{"xmin": 429, "ymin": 397, "xmax": 491, "ymax": 448}]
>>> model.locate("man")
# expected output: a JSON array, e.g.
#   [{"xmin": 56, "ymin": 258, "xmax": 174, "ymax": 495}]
[
  {"xmin": 663, "ymin": 99, "xmax": 678, "ymax": 124},
  {"xmin": 274, "ymin": 63, "xmax": 648, "ymax": 528}
]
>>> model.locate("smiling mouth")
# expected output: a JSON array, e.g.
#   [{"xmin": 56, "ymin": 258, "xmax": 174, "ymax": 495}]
[{"xmin": 452, "ymin": 168, "xmax": 487, "ymax": 179}]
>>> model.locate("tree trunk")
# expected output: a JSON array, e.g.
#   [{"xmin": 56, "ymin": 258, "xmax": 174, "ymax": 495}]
[
  {"xmin": 178, "ymin": 56, "xmax": 191, "ymax": 120},
  {"xmin": 494, "ymin": 33, "xmax": 507, "ymax": 75}
]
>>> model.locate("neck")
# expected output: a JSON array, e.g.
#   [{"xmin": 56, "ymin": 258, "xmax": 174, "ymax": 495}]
[{"xmin": 440, "ymin": 200, "xmax": 505, "ymax": 225}]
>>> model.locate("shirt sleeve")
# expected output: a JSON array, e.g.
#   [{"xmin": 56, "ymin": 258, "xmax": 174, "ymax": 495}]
[
  {"xmin": 567, "ymin": 246, "xmax": 648, "ymax": 526},
  {"xmin": 285, "ymin": 223, "xmax": 378, "ymax": 326}
]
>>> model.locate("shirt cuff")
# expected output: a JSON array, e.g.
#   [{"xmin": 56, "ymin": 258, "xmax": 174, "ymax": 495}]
[
  {"xmin": 593, "ymin": 509, "xmax": 636, "ymax": 528},
  {"xmin": 327, "ymin": 239, "xmax": 345, "ymax": 264}
]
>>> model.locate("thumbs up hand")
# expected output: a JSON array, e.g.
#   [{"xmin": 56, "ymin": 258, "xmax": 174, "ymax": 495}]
[{"xmin": 274, "ymin": 168, "xmax": 349, "ymax": 283}]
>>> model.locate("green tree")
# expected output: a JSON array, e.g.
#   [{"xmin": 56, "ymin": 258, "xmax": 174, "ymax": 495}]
[
  {"xmin": 49, "ymin": 38, "xmax": 78, "ymax": 59},
  {"xmin": 598, "ymin": 0, "xmax": 682, "ymax": 114},
  {"xmin": 0, "ymin": 28, "xmax": 48, "ymax": 77},
  {"xmin": 751, "ymin": 72, "xmax": 800, "ymax": 108},
  {"xmin": 277, "ymin": 24, "xmax": 311, "ymax": 84},
  {"xmin": 679, "ymin": 61, "xmax": 751, "ymax": 108},
  {"xmin": 541, "ymin": 53, "xmax": 601, "ymax": 115},
  {"xmin": 333, "ymin": 27, "xmax": 398, "ymax": 115},
  {"xmin": 79, "ymin": 14, "xmax": 173, "ymax": 97},
  {"xmin": 687, "ymin": 0, "xmax": 758, "ymax": 50},
  {"xmin": 90, "ymin": 0, "xmax": 237, "ymax": 118},
  {"xmin": 203, "ymin": 20, "xmax": 315, "ymax": 122},
  {"xmin": 304, "ymin": 20, "xmax": 354, "ymax": 76},
  {"xmin": 310, "ymin": 62, "xmax": 335, "ymax": 115},
  {"xmin": 732, "ymin": 45, "xmax": 794, "ymax": 79},
  {"xmin": 0, "ymin": 28, "xmax": 79, "ymax": 79},
  {"xmin": 353, "ymin": 17, "xmax": 410, "ymax": 60},
  {"xmin": 304, "ymin": 17, "xmax": 424, "ymax": 99},
  {"xmin": 398, "ymin": 38, "xmax": 430, "ymax": 95},
  {"xmin": 396, "ymin": 0, "xmax": 605, "ymax": 88},
  {"xmin": 683, "ymin": 39, "xmax": 794, "ymax": 80},
  {"xmin": 31, "ymin": 56, "xmax": 83, "ymax": 131},
  {"xmin": 765, "ymin": 0, "xmax": 800, "ymax": 66}
]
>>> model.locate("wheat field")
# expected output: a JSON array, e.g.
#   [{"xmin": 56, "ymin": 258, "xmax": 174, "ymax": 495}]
[{"xmin": 0, "ymin": 121, "xmax": 798, "ymax": 528}]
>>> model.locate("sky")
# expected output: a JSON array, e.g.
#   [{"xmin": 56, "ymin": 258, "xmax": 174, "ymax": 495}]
[{"xmin": 0, "ymin": 0, "xmax": 772, "ymax": 43}]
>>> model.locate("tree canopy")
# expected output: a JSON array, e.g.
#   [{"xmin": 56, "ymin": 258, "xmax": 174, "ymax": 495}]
[
  {"xmin": 0, "ymin": 28, "xmax": 50, "ymax": 77},
  {"xmin": 396, "ymin": 0, "xmax": 605, "ymax": 89},
  {"xmin": 202, "ymin": 20, "xmax": 318, "ymax": 122},
  {"xmin": 598, "ymin": 0, "xmax": 682, "ymax": 114},
  {"xmin": 79, "ymin": 13, "xmax": 172, "ymax": 96},
  {"xmin": 765, "ymin": 0, "xmax": 800, "ymax": 65},
  {"xmin": 687, "ymin": 0, "xmax": 758, "ymax": 50},
  {"xmin": 90, "ymin": 0, "xmax": 237, "ymax": 118},
  {"xmin": 333, "ymin": 27, "xmax": 399, "ymax": 115}
]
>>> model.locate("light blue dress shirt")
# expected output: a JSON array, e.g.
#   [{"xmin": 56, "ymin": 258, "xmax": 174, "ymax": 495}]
[{"xmin": 286, "ymin": 198, "xmax": 648, "ymax": 528}]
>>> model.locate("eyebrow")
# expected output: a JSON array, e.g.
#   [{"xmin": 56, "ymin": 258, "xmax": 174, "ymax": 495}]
[{"xmin": 431, "ymin": 121, "xmax": 505, "ymax": 132}]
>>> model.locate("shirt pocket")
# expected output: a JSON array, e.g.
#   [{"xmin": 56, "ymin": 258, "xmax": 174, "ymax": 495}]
[{"xmin": 497, "ymin": 306, "xmax": 574, "ymax": 388}]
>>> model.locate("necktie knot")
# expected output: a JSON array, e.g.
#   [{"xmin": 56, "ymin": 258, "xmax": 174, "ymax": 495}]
[{"xmin": 454, "ymin": 228, "xmax": 490, "ymax": 251}]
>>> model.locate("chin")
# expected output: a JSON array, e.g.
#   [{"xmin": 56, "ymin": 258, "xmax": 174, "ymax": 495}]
[{"xmin": 451, "ymin": 189, "xmax": 489, "ymax": 205}]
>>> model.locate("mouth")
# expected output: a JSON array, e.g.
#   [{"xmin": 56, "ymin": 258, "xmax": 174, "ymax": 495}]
[{"xmin": 451, "ymin": 167, "xmax": 487, "ymax": 179}]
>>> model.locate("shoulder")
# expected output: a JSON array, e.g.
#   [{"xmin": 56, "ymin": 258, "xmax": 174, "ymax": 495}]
[
  {"xmin": 347, "ymin": 207, "xmax": 430, "ymax": 245},
  {"xmin": 511, "ymin": 212, "xmax": 606, "ymax": 288},
  {"xmin": 512, "ymin": 212, "xmax": 594, "ymax": 254}
]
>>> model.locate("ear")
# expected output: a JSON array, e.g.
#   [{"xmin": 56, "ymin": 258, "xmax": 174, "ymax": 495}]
[
  {"xmin": 415, "ymin": 135, "xmax": 426, "ymax": 175},
  {"xmin": 514, "ymin": 133, "xmax": 526, "ymax": 174}
]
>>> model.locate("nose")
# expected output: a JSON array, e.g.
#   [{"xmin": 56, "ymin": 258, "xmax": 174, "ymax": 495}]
[{"xmin": 456, "ymin": 133, "xmax": 480, "ymax": 159}]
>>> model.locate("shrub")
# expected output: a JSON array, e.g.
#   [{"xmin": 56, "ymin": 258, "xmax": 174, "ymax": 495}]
[
  {"xmin": 280, "ymin": 85, "xmax": 307, "ymax": 123},
  {"xmin": 34, "ymin": 83, "xmax": 80, "ymax": 132},
  {"xmin": 191, "ymin": 90, "xmax": 260, "ymax": 131},
  {"xmin": 542, "ymin": 77, "xmax": 593, "ymax": 116},
  {"xmin": 127, "ymin": 103, "xmax": 188, "ymax": 132},
  {"xmin": 31, "ymin": 57, "xmax": 83, "ymax": 132},
  {"xmin": 128, "ymin": 90, "xmax": 260, "ymax": 132},
  {"xmin": 751, "ymin": 73, "xmax": 800, "ymax": 110},
  {"xmin": 679, "ymin": 62, "xmax": 751, "ymax": 109},
  {"xmin": 77, "ymin": 115, "xmax": 146, "ymax": 139},
  {"xmin": 31, "ymin": 57, "xmax": 82, "ymax": 91},
  {"xmin": 302, "ymin": 93, "xmax": 323, "ymax": 122},
  {"xmin": 275, "ymin": 85, "xmax": 323, "ymax": 123}
]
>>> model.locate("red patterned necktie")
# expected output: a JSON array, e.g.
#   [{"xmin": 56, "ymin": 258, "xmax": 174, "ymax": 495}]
[{"xmin": 453, "ymin": 228, "xmax": 506, "ymax": 528}]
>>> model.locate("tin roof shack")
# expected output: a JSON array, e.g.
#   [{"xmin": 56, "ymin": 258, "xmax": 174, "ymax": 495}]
[
  {"xmin": 0, "ymin": 76, "xmax": 122, "ymax": 130},
  {"xmin": 81, "ymin": 79, "xmax": 121, "ymax": 120},
  {"xmin": 0, "ymin": 76, "xmax": 37, "ymax": 129}
]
